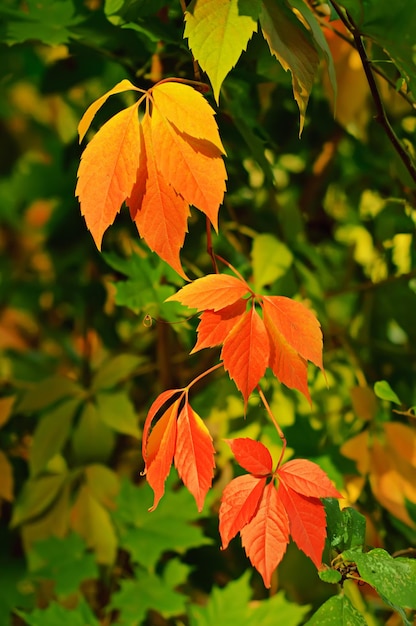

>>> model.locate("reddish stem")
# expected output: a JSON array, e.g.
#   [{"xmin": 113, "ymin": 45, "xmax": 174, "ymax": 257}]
[
  {"xmin": 257, "ymin": 385, "xmax": 287, "ymax": 472},
  {"xmin": 186, "ymin": 362, "xmax": 224, "ymax": 391}
]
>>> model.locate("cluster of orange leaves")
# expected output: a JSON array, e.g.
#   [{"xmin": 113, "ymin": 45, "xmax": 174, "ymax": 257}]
[{"xmin": 76, "ymin": 79, "xmax": 227, "ymax": 279}]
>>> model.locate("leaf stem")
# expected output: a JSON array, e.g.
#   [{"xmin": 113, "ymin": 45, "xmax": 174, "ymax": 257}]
[
  {"xmin": 257, "ymin": 385, "xmax": 287, "ymax": 470},
  {"xmin": 329, "ymin": 0, "xmax": 416, "ymax": 184},
  {"xmin": 215, "ymin": 254, "xmax": 255, "ymax": 294},
  {"xmin": 186, "ymin": 362, "xmax": 224, "ymax": 391},
  {"xmin": 206, "ymin": 217, "xmax": 219, "ymax": 273}
]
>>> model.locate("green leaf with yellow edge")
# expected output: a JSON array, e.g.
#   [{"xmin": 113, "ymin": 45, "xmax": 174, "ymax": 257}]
[
  {"xmin": 71, "ymin": 402, "xmax": 115, "ymax": 464},
  {"xmin": 304, "ymin": 593, "xmax": 367, "ymax": 625},
  {"xmin": 113, "ymin": 476, "xmax": 211, "ymax": 570},
  {"xmin": 110, "ymin": 562, "xmax": 189, "ymax": 625},
  {"xmin": 30, "ymin": 397, "xmax": 81, "ymax": 477},
  {"xmin": 96, "ymin": 391, "xmax": 141, "ymax": 438},
  {"xmin": 252, "ymin": 233, "xmax": 293, "ymax": 291},
  {"xmin": 29, "ymin": 533, "xmax": 98, "ymax": 596},
  {"xmin": 184, "ymin": 0, "xmax": 261, "ymax": 103},
  {"xmin": 71, "ymin": 483, "xmax": 118, "ymax": 565},
  {"xmin": 260, "ymin": 0, "xmax": 319, "ymax": 133},
  {"xmin": 288, "ymin": 0, "xmax": 337, "ymax": 101}
]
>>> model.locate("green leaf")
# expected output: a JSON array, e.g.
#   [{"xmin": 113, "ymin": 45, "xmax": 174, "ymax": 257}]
[
  {"xmin": 184, "ymin": 0, "xmax": 261, "ymax": 102},
  {"xmin": 304, "ymin": 593, "xmax": 367, "ymax": 625},
  {"xmin": 324, "ymin": 499, "xmax": 366, "ymax": 552},
  {"xmin": 374, "ymin": 380, "xmax": 401, "ymax": 405},
  {"xmin": 318, "ymin": 567, "xmax": 342, "ymax": 584},
  {"xmin": 11, "ymin": 473, "xmax": 68, "ymax": 527},
  {"xmin": 110, "ymin": 568, "xmax": 187, "ymax": 625},
  {"xmin": 29, "ymin": 533, "xmax": 98, "ymax": 596},
  {"xmin": 188, "ymin": 571, "xmax": 252, "ymax": 626},
  {"xmin": 113, "ymin": 477, "xmax": 211, "ymax": 570},
  {"xmin": 95, "ymin": 391, "xmax": 141, "ymax": 438},
  {"xmin": 251, "ymin": 233, "xmax": 293, "ymax": 291},
  {"xmin": 30, "ymin": 397, "xmax": 80, "ymax": 476},
  {"xmin": 16, "ymin": 599, "xmax": 99, "ymax": 626},
  {"xmin": 260, "ymin": 0, "xmax": 319, "ymax": 133},
  {"xmin": 338, "ymin": 0, "xmax": 416, "ymax": 95},
  {"xmin": 92, "ymin": 354, "xmax": 143, "ymax": 390},
  {"xmin": 343, "ymin": 548, "xmax": 416, "ymax": 609},
  {"xmin": 18, "ymin": 376, "xmax": 82, "ymax": 414},
  {"xmin": 71, "ymin": 402, "xmax": 115, "ymax": 465},
  {"xmin": 1, "ymin": 0, "xmax": 84, "ymax": 46},
  {"xmin": 247, "ymin": 590, "xmax": 310, "ymax": 626}
]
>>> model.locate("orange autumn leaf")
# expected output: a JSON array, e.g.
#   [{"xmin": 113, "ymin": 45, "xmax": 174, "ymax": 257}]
[
  {"xmin": 169, "ymin": 273, "xmax": 324, "ymax": 402},
  {"xmin": 190, "ymin": 300, "xmax": 247, "ymax": 353},
  {"xmin": 166, "ymin": 273, "xmax": 251, "ymax": 311},
  {"xmin": 221, "ymin": 306, "xmax": 270, "ymax": 403},
  {"xmin": 142, "ymin": 389, "xmax": 215, "ymax": 512},
  {"xmin": 131, "ymin": 113, "xmax": 190, "ymax": 280},
  {"xmin": 240, "ymin": 481, "xmax": 290, "ymax": 588},
  {"xmin": 219, "ymin": 474, "xmax": 267, "ymax": 549},
  {"xmin": 76, "ymin": 102, "xmax": 141, "ymax": 249},
  {"xmin": 76, "ymin": 79, "xmax": 227, "ymax": 276},
  {"xmin": 175, "ymin": 402, "xmax": 216, "ymax": 512}
]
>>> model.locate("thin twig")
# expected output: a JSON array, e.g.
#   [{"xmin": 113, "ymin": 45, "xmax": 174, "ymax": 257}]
[
  {"xmin": 329, "ymin": 1, "xmax": 416, "ymax": 185},
  {"xmin": 257, "ymin": 385, "xmax": 287, "ymax": 471}
]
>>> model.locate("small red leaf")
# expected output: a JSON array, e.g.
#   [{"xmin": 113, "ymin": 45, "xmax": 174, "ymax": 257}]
[
  {"xmin": 219, "ymin": 474, "xmax": 266, "ymax": 550},
  {"xmin": 240, "ymin": 481, "xmax": 290, "ymax": 588},
  {"xmin": 191, "ymin": 300, "xmax": 247, "ymax": 353},
  {"xmin": 221, "ymin": 306, "xmax": 270, "ymax": 403},
  {"xmin": 262, "ymin": 296, "xmax": 323, "ymax": 371},
  {"xmin": 225, "ymin": 438, "xmax": 273, "ymax": 476},
  {"xmin": 166, "ymin": 274, "xmax": 250, "ymax": 311},
  {"xmin": 175, "ymin": 401, "xmax": 216, "ymax": 512},
  {"xmin": 277, "ymin": 459, "xmax": 342, "ymax": 499},
  {"xmin": 278, "ymin": 483, "xmax": 327, "ymax": 568}
]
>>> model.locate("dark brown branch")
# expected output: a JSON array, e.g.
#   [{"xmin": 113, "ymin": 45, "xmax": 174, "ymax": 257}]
[{"xmin": 330, "ymin": 0, "xmax": 416, "ymax": 185}]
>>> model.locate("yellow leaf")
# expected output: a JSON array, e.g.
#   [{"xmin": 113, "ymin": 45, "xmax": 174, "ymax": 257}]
[
  {"xmin": 76, "ymin": 102, "xmax": 141, "ymax": 249},
  {"xmin": 151, "ymin": 81, "xmax": 225, "ymax": 152},
  {"xmin": 78, "ymin": 78, "xmax": 143, "ymax": 143}
]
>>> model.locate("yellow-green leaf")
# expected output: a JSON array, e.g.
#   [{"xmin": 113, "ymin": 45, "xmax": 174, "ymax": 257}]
[{"xmin": 184, "ymin": 0, "xmax": 261, "ymax": 103}]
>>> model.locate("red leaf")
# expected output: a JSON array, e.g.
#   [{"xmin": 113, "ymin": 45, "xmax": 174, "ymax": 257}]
[
  {"xmin": 262, "ymin": 296, "xmax": 323, "ymax": 371},
  {"xmin": 174, "ymin": 401, "xmax": 216, "ymax": 512},
  {"xmin": 76, "ymin": 103, "xmax": 141, "ymax": 250},
  {"xmin": 132, "ymin": 113, "xmax": 190, "ymax": 279},
  {"xmin": 221, "ymin": 306, "xmax": 270, "ymax": 403},
  {"xmin": 190, "ymin": 300, "xmax": 247, "ymax": 353},
  {"xmin": 278, "ymin": 483, "xmax": 327, "ymax": 568},
  {"xmin": 219, "ymin": 474, "xmax": 266, "ymax": 550},
  {"xmin": 240, "ymin": 482, "xmax": 290, "ymax": 588},
  {"xmin": 263, "ymin": 303, "xmax": 310, "ymax": 401},
  {"xmin": 277, "ymin": 459, "xmax": 342, "ymax": 499},
  {"xmin": 143, "ymin": 398, "xmax": 180, "ymax": 511},
  {"xmin": 166, "ymin": 274, "xmax": 250, "ymax": 312},
  {"xmin": 225, "ymin": 438, "xmax": 273, "ymax": 476}
]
